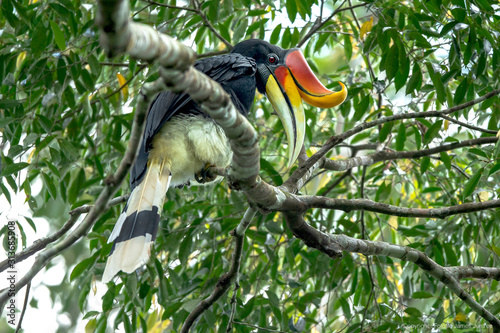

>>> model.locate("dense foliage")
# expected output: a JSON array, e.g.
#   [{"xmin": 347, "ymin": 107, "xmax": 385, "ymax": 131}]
[{"xmin": 1, "ymin": 0, "xmax": 499, "ymax": 332}]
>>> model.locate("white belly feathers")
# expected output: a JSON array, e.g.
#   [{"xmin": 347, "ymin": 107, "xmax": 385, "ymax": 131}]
[{"xmin": 148, "ymin": 114, "xmax": 232, "ymax": 187}]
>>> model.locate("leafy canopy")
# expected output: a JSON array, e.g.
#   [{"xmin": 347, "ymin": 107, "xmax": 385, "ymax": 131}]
[{"xmin": 1, "ymin": 0, "xmax": 499, "ymax": 332}]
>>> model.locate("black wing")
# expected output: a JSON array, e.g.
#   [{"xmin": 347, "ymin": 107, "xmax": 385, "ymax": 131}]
[{"xmin": 130, "ymin": 53, "xmax": 257, "ymax": 189}]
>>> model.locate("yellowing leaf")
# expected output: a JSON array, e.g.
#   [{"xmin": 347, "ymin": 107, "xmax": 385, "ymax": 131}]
[
  {"xmin": 444, "ymin": 119, "xmax": 449, "ymax": 130},
  {"xmin": 17, "ymin": 52, "xmax": 27, "ymax": 69},
  {"xmin": 27, "ymin": 148, "xmax": 36, "ymax": 163},
  {"xmin": 491, "ymin": 245, "xmax": 500, "ymax": 256},
  {"xmin": 150, "ymin": 319, "xmax": 171, "ymax": 333},
  {"xmin": 116, "ymin": 73, "xmax": 129, "ymax": 100},
  {"xmin": 85, "ymin": 318, "xmax": 97, "ymax": 333},
  {"xmin": 455, "ymin": 312, "xmax": 467, "ymax": 322},
  {"xmin": 360, "ymin": 17, "xmax": 374, "ymax": 40}
]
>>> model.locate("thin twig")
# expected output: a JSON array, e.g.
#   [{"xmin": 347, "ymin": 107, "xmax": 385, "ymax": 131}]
[
  {"xmin": 14, "ymin": 282, "xmax": 30, "ymax": 333},
  {"xmin": 181, "ymin": 208, "xmax": 257, "ymax": 333},
  {"xmin": 232, "ymin": 321, "xmax": 288, "ymax": 333},
  {"xmin": 191, "ymin": 0, "xmax": 233, "ymax": 50},
  {"xmin": 0, "ymin": 195, "xmax": 129, "ymax": 273},
  {"xmin": 144, "ymin": 0, "xmax": 197, "ymax": 12},
  {"xmin": 439, "ymin": 114, "xmax": 498, "ymax": 134},
  {"xmin": 0, "ymin": 77, "xmax": 166, "ymax": 312},
  {"xmin": 287, "ymin": 89, "xmax": 500, "ymax": 188},
  {"xmin": 297, "ymin": 2, "xmax": 367, "ymax": 47}
]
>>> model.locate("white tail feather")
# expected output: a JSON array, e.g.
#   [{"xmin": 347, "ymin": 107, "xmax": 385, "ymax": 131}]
[{"xmin": 102, "ymin": 159, "xmax": 171, "ymax": 283}]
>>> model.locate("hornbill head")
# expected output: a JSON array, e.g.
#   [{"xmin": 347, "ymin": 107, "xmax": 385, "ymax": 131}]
[{"xmin": 232, "ymin": 39, "xmax": 347, "ymax": 167}]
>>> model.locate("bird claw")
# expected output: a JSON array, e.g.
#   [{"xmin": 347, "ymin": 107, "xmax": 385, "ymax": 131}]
[{"xmin": 194, "ymin": 164, "xmax": 216, "ymax": 184}]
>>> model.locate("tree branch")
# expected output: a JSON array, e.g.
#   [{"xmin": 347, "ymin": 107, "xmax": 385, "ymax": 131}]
[
  {"xmin": 439, "ymin": 114, "xmax": 498, "ymax": 135},
  {"xmin": 0, "ymin": 79, "xmax": 165, "ymax": 313},
  {"xmin": 299, "ymin": 197, "xmax": 500, "ymax": 219},
  {"xmin": 0, "ymin": 195, "xmax": 128, "ymax": 273},
  {"xmin": 297, "ymin": 1, "xmax": 368, "ymax": 47},
  {"xmin": 325, "ymin": 233, "xmax": 500, "ymax": 328},
  {"xmin": 191, "ymin": 0, "xmax": 233, "ymax": 50},
  {"xmin": 287, "ymin": 88, "xmax": 500, "ymax": 191},
  {"xmin": 447, "ymin": 265, "xmax": 500, "ymax": 281},
  {"xmin": 322, "ymin": 136, "xmax": 498, "ymax": 171},
  {"xmin": 181, "ymin": 208, "xmax": 257, "ymax": 333},
  {"xmin": 97, "ymin": 0, "xmax": 261, "ymax": 189},
  {"xmin": 144, "ymin": 0, "xmax": 197, "ymax": 12}
]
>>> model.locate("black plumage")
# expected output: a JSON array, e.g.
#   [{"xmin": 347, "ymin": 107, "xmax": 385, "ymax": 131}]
[{"xmin": 130, "ymin": 53, "xmax": 257, "ymax": 189}]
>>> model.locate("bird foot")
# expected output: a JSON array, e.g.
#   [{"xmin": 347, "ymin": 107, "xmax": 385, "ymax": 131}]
[{"xmin": 194, "ymin": 164, "xmax": 217, "ymax": 184}]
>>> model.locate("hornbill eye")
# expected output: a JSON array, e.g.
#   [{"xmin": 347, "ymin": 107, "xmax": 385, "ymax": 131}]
[{"xmin": 268, "ymin": 54, "xmax": 278, "ymax": 64}]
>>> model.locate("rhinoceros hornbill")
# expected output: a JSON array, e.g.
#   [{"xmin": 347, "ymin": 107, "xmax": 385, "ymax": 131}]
[{"xmin": 102, "ymin": 39, "xmax": 347, "ymax": 282}]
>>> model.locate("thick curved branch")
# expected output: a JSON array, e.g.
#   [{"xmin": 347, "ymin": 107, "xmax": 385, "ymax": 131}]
[
  {"xmin": 332, "ymin": 232, "xmax": 500, "ymax": 328},
  {"xmin": 242, "ymin": 173, "xmax": 500, "ymax": 219},
  {"xmin": 283, "ymin": 213, "xmax": 500, "ymax": 329},
  {"xmin": 447, "ymin": 266, "xmax": 500, "ymax": 281},
  {"xmin": 97, "ymin": 0, "xmax": 260, "ymax": 189}
]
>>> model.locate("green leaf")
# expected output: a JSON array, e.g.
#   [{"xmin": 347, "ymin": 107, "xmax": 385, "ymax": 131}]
[
  {"xmin": 406, "ymin": 64, "xmax": 422, "ymax": 95},
  {"xmin": 395, "ymin": 58, "xmax": 410, "ymax": 92},
  {"xmin": 31, "ymin": 23, "xmax": 49, "ymax": 56},
  {"xmin": 489, "ymin": 162, "xmax": 500, "ymax": 176},
  {"xmin": 420, "ymin": 156, "xmax": 431, "ymax": 173},
  {"xmin": 463, "ymin": 168, "xmax": 483, "ymax": 198},
  {"xmin": 353, "ymin": 95, "xmax": 370, "ymax": 122},
  {"xmin": 453, "ymin": 77, "xmax": 468, "ymax": 105},
  {"xmin": 443, "ymin": 243, "xmax": 458, "ymax": 266},
  {"xmin": 426, "ymin": 63, "xmax": 446, "ymax": 104},
  {"xmin": 344, "ymin": 34, "xmax": 352, "ymax": 61},
  {"xmin": 395, "ymin": 122, "xmax": 406, "ymax": 151},
  {"xmin": 87, "ymin": 54, "xmax": 101, "ymax": 77},
  {"xmin": 218, "ymin": 23, "xmax": 231, "ymax": 44},
  {"xmin": 2, "ymin": 162, "xmax": 30, "ymax": 177},
  {"xmin": 423, "ymin": 120, "xmax": 442, "ymax": 145},
  {"xmin": 405, "ymin": 307, "xmax": 423, "ymax": 317},
  {"xmin": 384, "ymin": 43, "xmax": 399, "ymax": 81},
  {"xmin": 178, "ymin": 233, "xmax": 193, "ymax": 265},
  {"xmin": 440, "ymin": 151, "xmax": 451, "ymax": 170},
  {"xmin": 468, "ymin": 147, "xmax": 488, "ymax": 159},
  {"xmin": 81, "ymin": 69, "xmax": 94, "ymax": 91},
  {"xmin": 375, "ymin": 181, "xmax": 391, "ymax": 201},
  {"xmin": 50, "ymin": 20, "xmax": 66, "ymax": 51},
  {"xmin": 68, "ymin": 168, "xmax": 85, "ymax": 204},
  {"xmin": 475, "ymin": 0, "xmax": 493, "ymax": 12},
  {"xmin": 232, "ymin": 19, "xmax": 248, "ymax": 43},
  {"xmin": 379, "ymin": 122, "xmax": 394, "ymax": 143},
  {"xmin": 41, "ymin": 173, "xmax": 57, "ymax": 199},
  {"xmin": 266, "ymin": 290, "xmax": 280, "ymax": 308},
  {"xmin": 70, "ymin": 254, "xmax": 97, "ymax": 281},
  {"xmin": 239, "ymin": 296, "xmax": 255, "ymax": 319},
  {"xmin": 476, "ymin": 52, "xmax": 486, "ymax": 77},
  {"xmin": 0, "ymin": 100, "xmax": 22, "ymax": 109},
  {"xmin": 412, "ymin": 291, "xmax": 433, "ymax": 299},
  {"xmin": 102, "ymin": 287, "xmax": 115, "ymax": 312},
  {"xmin": 260, "ymin": 158, "xmax": 283, "ymax": 185},
  {"xmin": 285, "ymin": 0, "xmax": 297, "ymax": 23},
  {"xmin": 270, "ymin": 24, "xmax": 282, "ymax": 45}
]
